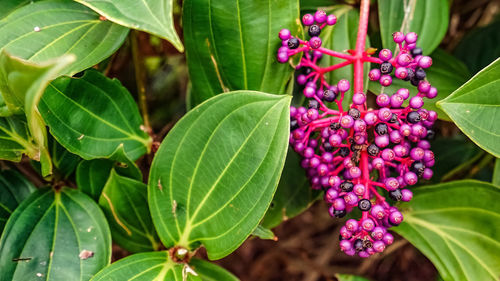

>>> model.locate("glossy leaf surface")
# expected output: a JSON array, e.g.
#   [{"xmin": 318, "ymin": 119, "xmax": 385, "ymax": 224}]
[
  {"xmin": 75, "ymin": 0, "xmax": 183, "ymax": 52},
  {"xmin": 454, "ymin": 20, "xmax": 500, "ymax": 74},
  {"xmin": 149, "ymin": 91, "xmax": 291, "ymax": 259},
  {"xmin": 0, "ymin": 50, "xmax": 75, "ymax": 175},
  {"xmin": 378, "ymin": 0, "xmax": 449, "ymax": 55},
  {"xmin": 262, "ymin": 148, "xmax": 320, "ymax": 228},
  {"xmin": 39, "ymin": 70, "xmax": 152, "ymax": 161},
  {"xmin": 0, "ymin": 187, "xmax": 111, "ymax": 281},
  {"xmin": 437, "ymin": 58, "xmax": 500, "ymax": 157},
  {"xmin": 0, "ymin": 169, "xmax": 35, "ymax": 233},
  {"xmin": 0, "ymin": 116, "xmax": 37, "ymax": 162},
  {"xmin": 0, "ymin": 0, "xmax": 129, "ymax": 75},
  {"xmin": 183, "ymin": 0, "xmax": 301, "ymax": 106},
  {"xmin": 99, "ymin": 170, "xmax": 160, "ymax": 253},
  {"xmin": 395, "ymin": 180, "xmax": 500, "ymax": 281},
  {"xmin": 91, "ymin": 251, "xmax": 200, "ymax": 281},
  {"xmin": 190, "ymin": 259, "xmax": 239, "ymax": 281}
]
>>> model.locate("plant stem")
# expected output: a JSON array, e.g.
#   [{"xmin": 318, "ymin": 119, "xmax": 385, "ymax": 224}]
[
  {"xmin": 353, "ymin": 0, "xmax": 371, "ymax": 96},
  {"xmin": 131, "ymin": 30, "xmax": 151, "ymax": 131}
]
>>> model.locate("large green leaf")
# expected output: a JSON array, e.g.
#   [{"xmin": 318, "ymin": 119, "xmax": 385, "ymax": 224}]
[
  {"xmin": 429, "ymin": 136, "xmax": 482, "ymax": 183},
  {"xmin": 0, "ymin": 0, "xmax": 129, "ymax": 75},
  {"xmin": 149, "ymin": 91, "xmax": 291, "ymax": 259},
  {"xmin": 378, "ymin": 0, "xmax": 449, "ymax": 55},
  {"xmin": 90, "ymin": 251, "xmax": 201, "ymax": 281},
  {"xmin": 76, "ymin": 150, "xmax": 142, "ymax": 201},
  {"xmin": 0, "ymin": 116, "xmax": 39, "ymax": 162},
  {"xmin": 262, "ymin": 148, "xmax": 320, "ymax": 228},
  {"xmin": 454, "ymin": 21, "xmax": 500, "ymax": 74},
  {"xmin": 50, "ymin": 137, "xmax": 81, "ymax": 179},
  {"xmin": 0, "ymin": 50, "xmax": 74, "ymax": 175},
  {"xmin": 75, "ymin": 0, "xmax": 183, "ymax": 52},
  {"xmin": 320, "ymin": 5, "xmax": 370, "ymax": 107},
  {"xmin": 300, "ymin": 0, "xmax": 338, "ymax": 12},
  {"xmin": 190, "ymin": 259, "xmax": 239, "ymax": 281},
  {"xmin": 99, "ymin": 169, "xmax": 160, "ymax": 253},
  {"xmin": 437, "ymin": 58, "xmax": 500, "ymax": 157},
  {"xmin": 394, "ymin": 180, "xmax": 500, "ymax": 281},
  {"xmin": 0, "ymin": 0, "xmax": 38, "ymax": 19},
  {"xmin": 183, "ymin": 0, "xmax": 301, "ymax": 107},
  {"xmin": 369, "ymin": 48, "xmax": 471, "ymax": 121},
  {"xmin": 0, "ymin": 169, "xmax": 35, "ymax": 233},
  {"xmin": 39, "ymin": 70, "xmax": 152, "ymax": 161},
  {"xmin": 0, "ymin": 187, "xmax": 111, "ymax": 280}
]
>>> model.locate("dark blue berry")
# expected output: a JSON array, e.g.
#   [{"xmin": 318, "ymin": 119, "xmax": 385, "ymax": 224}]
[
  {"xmin": 323, "ymin": 142, "xmax": 334, "ymax": 152},
  {"xmin": 375, "ymin": 123, "xmax": 388, "ymax": 135},
  {"xmin": 426, "ymin": 129, "xmax": 436, "ymax": 140},
  {"xmin": 348, "ymin": 108, "xmax": 361, "ymax": 119},
  {"xmin": 404, "ymin": 68, "xmax": 415, "ymax": 81},
  {"xmin": 290, "ymin": 120, "xmax": 299, "ymax": 130},
  {"xmin": 340, "ymin": 181, "xmax": 354, "ymax": 192},
  {"xmin": 308, "ymin": 24, "xmax": 321, "ymax": 37},
  {"xmin": 415, "ymin": 68, "xmax": 426, "ymax": 80},
  {"xmin": 324, "ymin": 89, "xmax": 337, "ymax": 102},
  {"xmin": 358, "ymin": 199, "xmax": 371, "ymax": 211},
  {"xmin": 389, "ymin": 189, "xmax": 403, "ymax": 201},
  {"xmin": 330, "ymin": 122, "xmax": 340, "ymax": 130},
  {"xmin": 354, "ymin": 239, "xmax": 364, "ymax": 251},
  {"xmin": 334, "ymin": 209, "xmax": 347, "ymax": 218},
  {"xmin": 410, "ymin": 161, "xmax": 425, "ymax": 176},
  {"xmin": 288, "ymin": 38, "xmax": 300, "ymax": 49},
  {"xmin": 407, "ymin": 111, "xmax": 421, "ymax": 124},
  {"xmin": 367, "ymin": 144, "xmax": 380, "ymax": 156},
  {"xmin": 380, "ymin": 62, "xmax": 393, "ymax": 74},
  {"xmin": 411, "ymin": 47, "xmax": 423, "ymax": 57}
]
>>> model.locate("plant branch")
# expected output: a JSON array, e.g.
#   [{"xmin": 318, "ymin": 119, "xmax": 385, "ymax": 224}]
[{"xmin": 131, "ymin": 30, "xmax": 151, "ymax": 132}]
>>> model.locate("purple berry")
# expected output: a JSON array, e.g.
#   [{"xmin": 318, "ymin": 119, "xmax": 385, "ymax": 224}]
[
  {"xmin": 337, "ymin": 79, "xmax": 350, "ymax": 92},
  {"xmin": 352, "ymin": 92, "xmax": 366, "ymax": 105},
  {"xmin": 405, "ymin": 32, "xmax": 418, "ymax": 44},
  {"xmin": 309, "ymin": 36, "xmax": 322, "ymax": 49},
  {"xmin": 392, "ymin": 31, "xmax": 405, "ymax": 43},
  {"xmin": 314, "ymin": 10, "xmax": 327, "ymax": 23},
  {"xmin": 379, "ymin": 49, "xmax": 392, "ymax": 61},
  {"xmin": 279, "ymin": 29, "xmax": 291, "ymax": 40},
  {"xmin": 302, "ymin": 14, "xmax": 314, "ymax": 25},
  {"xmin": 380, "ymin": 75, "xmax": 392, "ymax": 86},
  {"xmin": 369, "ymin": 69, "xmax": 381, "ymax": 81},
  {"xmin": 326, "ymin": 14, "xmax": 337, "ymax": 25}
]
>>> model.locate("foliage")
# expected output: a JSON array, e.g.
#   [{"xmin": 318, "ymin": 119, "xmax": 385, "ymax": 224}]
[{"xmin": 0, "ymin": 0, "xmax": 498, "ymax": 280}]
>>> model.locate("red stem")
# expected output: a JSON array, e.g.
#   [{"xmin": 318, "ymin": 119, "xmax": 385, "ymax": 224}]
[{"xmin": 353, "ymin": 0, "xmax": 371, "ymax": 96}]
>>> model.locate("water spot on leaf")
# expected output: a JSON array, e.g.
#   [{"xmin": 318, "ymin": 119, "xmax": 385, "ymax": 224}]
[
  {"xmin": 33, "ymin": 26, "xmax": 41, "ymax": 32},
  {"xmin": 77, "ymin": 134, "xmax": 84, "ymax": 140}
]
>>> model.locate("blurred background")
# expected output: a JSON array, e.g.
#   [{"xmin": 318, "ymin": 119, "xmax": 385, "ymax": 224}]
[{"xmin": 100, "ymin": 0, "xmax": 500, "ymax": 280}]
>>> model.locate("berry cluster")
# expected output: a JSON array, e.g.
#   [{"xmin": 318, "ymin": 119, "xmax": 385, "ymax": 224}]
[{"xmin": 277, "ymin": 10, "xmax": 437, "ymax": 257}]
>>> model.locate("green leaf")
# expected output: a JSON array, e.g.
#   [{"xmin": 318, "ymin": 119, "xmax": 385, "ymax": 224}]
[
  {"xmin": 0, "ymin": 0, "xmax": 39, "ymax": 19},
  {"xmin": 300, "ymin": 0, "xmax": 339, "ymax": 12},
  {"xmin": 90, "ymin": 251, "xmax": 201, "ymax": 281},
  {"xmin": 0, "ymin": 50, "xmax": 75, "ymax": 175},
  {"xmin": 430, "ymin": 136, "xmax": 482, "ymax": 183},
  {"xmin": 0, "ymin": 0, "xmax": 129, "ymax": 75},
  {"xmin": 76, "ymin": 145, "xmax": 142, "ymax": 201},
  {"xmin": 99, "ymin": 169, "xmax": 160, "ymax": 253},
  {"xmin": 320, "ymin": 5, "xmax": 370, "ymax": 108},
  {"xmin": 262, "ymin": 148, "xmax": 320, "ymax": 228},
  {"xmin": 149, "ymin": 91, "xmax": 291, "ymax": 259},
  {"xmin": 0, "ymin": 187, "xmax": 111, "ymax": 280},
  {"xmin": 437, "ymin": 57, "xmax": 500, "ymax": 157},
  {"xmin": 335, "ymin": 274, "xmax": 372, "ymax": 281},
  {"xmin": 493, "ymin": 158, "xmax": 500, "ymax": 186},
  {"xmin": 0, "ymin": 116, "xmax": 38, "ymax": 162},
  {"xmin": 190, "ymin": 259, "xmax": 239, "ymax": 281},
  {"xmin": 39, "ymin": 70, "xmax": 152, "ymax": 161},
  {"xmin": 454, "ymin": 20, "xmax": 500, "ymax": 74},
  {"xmin": 50, "ymin": 137, "xmax": 81, "ymax": 179},
  {"xmin": 378, "ymin": 0, "xmax": 449, "ymax": 55},
  {"xmin": 368, "ymin": 48, "xmax": 470, "ymax": 121},
  {"xmin": 394, "ymin": 180, "xmax": 500, "ymax": 281},
  {"xmin": 0, "ymin": 169, "xmax": 35, "ymax": 233},
  {"xmin": 183, "ymin": 0, "xmax": 302, "ymax": 107},
  {"xmin": 251, "ymin": 225, "xmax": 276, "ymax": 241},
  {"xmin": 75, "ymin": 0, "xmax": 183, "ymax": 52}
]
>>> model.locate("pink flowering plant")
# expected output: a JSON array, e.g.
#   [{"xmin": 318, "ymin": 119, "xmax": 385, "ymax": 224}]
[{"xmin": 0, "ymin": 0, "xmax": 498, "ymax": 280}]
